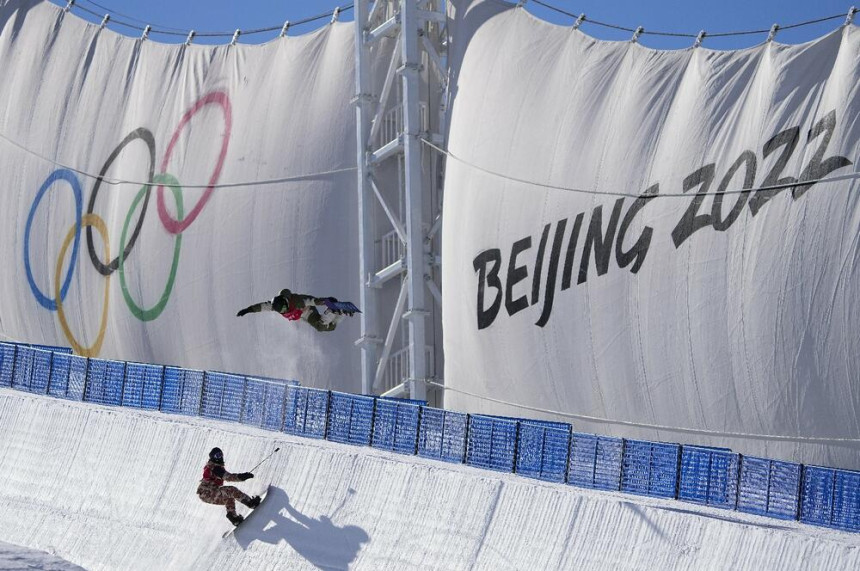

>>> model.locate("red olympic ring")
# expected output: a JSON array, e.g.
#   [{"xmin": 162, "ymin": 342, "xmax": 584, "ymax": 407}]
[{"xmin": 156, "ymin": 91, "xmax": 232, "ymax": 234}]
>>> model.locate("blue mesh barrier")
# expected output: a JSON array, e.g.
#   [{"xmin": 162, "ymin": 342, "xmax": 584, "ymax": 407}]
[
  {"xmin": 328, "ymin": 392, "xmax": 375, "ymax": 446},
  {"xmin": 84, "ymin": 359, "xmax": 126, "ymax": 406},
  {"xmin": 200, "ymin": 372, "xmax": 244, "ymax": 422},
  {"xmin": 737, "ymin": 456, "xmax": 801, "ymax": 520},
  {"xmin": 29, "ymin": 344, "xmax": 72, "ymax": 354},
  {"xmin": 568, "ymin": 433, "xmax": 624, "ymax": 491},
  {"xmin": 46, "ymin": 352, "xmax": 70, "ymax": 398},
  {"xmin": 832, "ymin": 469, "xmax": 860, "ymax": 532},
  {"xmin": 417, "ymin": 407, "xmax": 468, "ymax": 463},
  {"xmin": 466, "ymin": 415, "xmax": 518, "ymax": 472},
  {"xmin": 371, "ymin": 398, "xmax": 420, "ymax": 454},
  {"xmin": 12, "ymin": 345, "xmax": 35, "ymax": 390},
  {"xmin": 621, "ymin": 440, "xmax": 681, "ymax": 499},
  {"xmin": 516, "ymin": 420, "xmax": 571, "ymax": 483},
  {"xmin": 678, "ymin": 446, "xmax": 739, "ymax": 509},
  {"xmin": 243, "ymin": 379, "xmax": 290, "ymax": 431},
  {"xmin": 160, "ymin": 367, "xmax": 205, "ymax": 415},
  {"xmin": 121, "ymin": 362, "xmax": 165, "ymax": 409},
  {"xmin": 30, "ymin": 349, "xmax": 53, "ymax": 394},
  {"xmin": 0, "ymin": 343, "xmax": 15, "ymax": 387},
  {"xmin": 283, "ymin": 386, "xmax": 329, "ymax": 439}
]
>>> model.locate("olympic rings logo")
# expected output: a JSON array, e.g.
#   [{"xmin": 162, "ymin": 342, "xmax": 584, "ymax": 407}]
[{"xmin": 23, "ymin": 91, "xmax": 232, "ymax": 357}]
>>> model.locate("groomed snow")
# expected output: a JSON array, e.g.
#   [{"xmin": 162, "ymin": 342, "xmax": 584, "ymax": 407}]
[{"xmin": 0, "ymin": 388, "xmax": 857, "ymax": 570}]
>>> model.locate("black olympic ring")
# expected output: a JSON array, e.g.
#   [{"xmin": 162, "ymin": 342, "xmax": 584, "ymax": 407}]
[{"xmin": 85, "ymin": 127, "xmax": 156, "ymax": 276}]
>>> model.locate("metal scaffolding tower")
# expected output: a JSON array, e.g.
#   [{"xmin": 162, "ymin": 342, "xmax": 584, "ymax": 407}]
[{"xmin": 354, "ymin": 1, "xmax": 447, "ymax": 402}]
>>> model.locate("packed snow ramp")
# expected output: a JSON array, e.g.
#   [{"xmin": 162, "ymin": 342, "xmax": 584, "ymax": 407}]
[{"xmin": 0, "ymin": 389, "xmax": 857, "ymax": 570}]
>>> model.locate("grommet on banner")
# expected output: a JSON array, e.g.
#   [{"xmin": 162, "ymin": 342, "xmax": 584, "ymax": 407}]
[
  {"xmin": 766, "ymin": 23, "xmax": 779, "ymax": 42},
  {"xmin": 331, "ymin": 7, "xmax": 341, "ymax": 23},
  {"xmin": 63, "ymin": 0, "xmax": 74, "ymax": 13},
  {"xmin": 185, "ymin": 30, "xmax": 195, "ymax": 46},
  {"xmin": 99, "ymin": 14, "xmax": 110, "ymax": 30},
  {"xmin": 572, "ymin": 13, "xmax": 586, "ymax": 30},
  {"xmin": 846, "ymin": 6, "xmax": 857, "ymax": 26},
  {"xmin": 230, "ymin": 29, "xmax": 241, "ymax": 46},
  {"xmin": 280, "ymin": 20, "xmax": 291, "ymax": 37},
  {"xmin": 141, "ymin": 25, "xmax": 151, "ymax": 41},
  {"xmin": 631, "ymin": 26, "xmax": 644, "ymax": 43},
  {"xmin": 693, "ymin": 30, "xmax": 706, "ymax": 48}
]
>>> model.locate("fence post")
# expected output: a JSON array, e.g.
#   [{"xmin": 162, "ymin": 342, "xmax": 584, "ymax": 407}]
[
  {"xmin": 512, "ymin": 421, "xmax": 521, "ymax": 474},
  {"xmin": 280, "ymin": 385, "xmax": 289, "ymax": 432},
  {"xmin": 45, "ymin": 350, "xmax": 54, "ymax": 395},
  {"xmin": 795, "ymin": 464, "xmax": 805, "ymax": 521},
  {"xmin": 765, "ymin": 460, "xmax": 774, "ymax": 515},
  {"xmin": 369, "ymin": 397, "xmax": 378, "ymax": 447},
  {"xmin": 9, "ymin": 345, "xmax": 17, "ymax": 388},
  {"xmin": 157, "ymin": 366, "xmax": 166, "ymax": 411},
  {"xmin": 462, "ymin": 414, "xmax": 471, "ymax": 464},
  {"xmin": 323, "ymin": 391, "xmax": 333, "ymax": 440},
  {"xmin": 734, "ymin": 454, "xmax": 744, "ymax": 510},
  {"xmin": 618, "ymin": 438, "xmax": 627, "ymax": 491},
  {"xmin": 413, "ymin": 405, "xmax": 422, "ymax": 455},
  {"xmin": 828, "ymin": 468, "xmax": 838, "ymax": 527},
  {"xmin": 119, "ymin": 361, "xmax": 128, "ymax": 406},
  {"xmin": 563, "ymin": 426, "xmax": 572, "ymax": 485},
  {"xmin": 239, "ymin": 377, "xmax": 248, "ymax": 424},
  {"xmin": 83, "ymin": 358, "xmax": 91, "ymax": 402},
  {"xmin": 195, "ymin": 371, "xmax": 205, "ymax": 416},
  {"xmin": 673, "ymin": 445, "xmax": 682, "ymax": 500}
]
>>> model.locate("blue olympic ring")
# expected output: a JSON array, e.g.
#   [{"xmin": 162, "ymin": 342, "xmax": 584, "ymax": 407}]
[{"xmin": 24, "ymin": 168, "xmax": 83, "ymax": 311}]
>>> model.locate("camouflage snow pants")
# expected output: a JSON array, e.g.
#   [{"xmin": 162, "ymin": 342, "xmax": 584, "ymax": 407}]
[{"xmin": 197, "ymin": 483, "xmax": 249, "ymax": 514}]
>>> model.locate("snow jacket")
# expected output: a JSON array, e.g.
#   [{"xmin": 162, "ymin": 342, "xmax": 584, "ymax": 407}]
[{"xmin": 199, "ymin": 460, "xmax": 242, "ymax": 489}]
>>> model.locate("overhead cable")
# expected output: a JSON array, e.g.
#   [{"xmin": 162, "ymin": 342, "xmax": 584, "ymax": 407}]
[
  {"xmin": 420, "ymin": 138, "xmax": 860, "ymax": 199},
  {"xmin": 70, "ymin": 2, "xmax": 354, "ymax": 38},
  {"xmin": 0, "ymin": 129, "xmax": 356, "ymax": 188},
  {"xmin": 421, "ymin": 380, "xmax": 860, "ymax": 443},
  {"xmin": 530, "ymin": 0, "xmax": 848, "ymax": 40}
]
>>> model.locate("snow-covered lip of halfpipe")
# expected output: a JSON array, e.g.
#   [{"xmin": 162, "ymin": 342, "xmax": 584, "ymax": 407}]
[{"xmin": 0, "ymin": 388, "xmax": 857, "ymax": 571}]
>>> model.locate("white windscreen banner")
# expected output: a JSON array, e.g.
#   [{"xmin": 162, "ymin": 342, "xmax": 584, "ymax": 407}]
[
  {"xmin": 444, "ymin": 1, "xmax": 860, "ymax": 468},
  {"xmin": 0, "ymin": 1, "xmax": 360, "ymax": 390}
]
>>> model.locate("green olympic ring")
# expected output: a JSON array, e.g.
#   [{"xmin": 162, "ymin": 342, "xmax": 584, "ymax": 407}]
[{"xmin": 118, "ymin": 173, "xmax": 185, "ymax": 322}]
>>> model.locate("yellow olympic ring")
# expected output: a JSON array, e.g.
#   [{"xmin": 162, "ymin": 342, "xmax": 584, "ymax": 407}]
[{"xmin": 55, "ymin": 214, "xmax": 110, "ymax": 357}]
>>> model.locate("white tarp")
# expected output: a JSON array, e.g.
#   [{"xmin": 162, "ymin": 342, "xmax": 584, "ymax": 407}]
[
  {"xmin": 444, "ymin": 0, "xmax": 860, "ymax": 468},
  {"xmin": 0, "ymin": 0, "xmax": 360, "ymax": 390}
]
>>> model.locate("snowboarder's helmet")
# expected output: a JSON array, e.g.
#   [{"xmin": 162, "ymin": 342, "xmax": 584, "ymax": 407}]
[
  {"xmin": 279, "ymin": 288, "xmax": 292, "ymax": 299},
  {"xmin": 209, "ymin": 447, "xmax": 224, "ymax": 464}
]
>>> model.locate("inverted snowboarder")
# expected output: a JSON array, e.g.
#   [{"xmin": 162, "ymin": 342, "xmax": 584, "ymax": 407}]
[
  {"xmin": 197, "ymin": 447, "xmax": 261, "ymax": 526},
  {"xmin": 236, "ymin": 288, "xmax": 360, "ymax": 332}
]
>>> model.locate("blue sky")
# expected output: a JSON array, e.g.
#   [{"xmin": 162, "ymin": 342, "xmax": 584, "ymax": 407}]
[{"xmin": 49, "ymin": 0, "xmax": 855, "ymax": 50}]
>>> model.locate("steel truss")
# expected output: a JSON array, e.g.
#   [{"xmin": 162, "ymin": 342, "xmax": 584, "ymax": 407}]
[{"xmin": 354, "ymin": 0, "xmax": 447, "ymax": 403}]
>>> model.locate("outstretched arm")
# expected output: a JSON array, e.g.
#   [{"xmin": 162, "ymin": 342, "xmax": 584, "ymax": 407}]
[{"xmin": 237, "ymin": 301, "xmax": 273, "ymax": 317}]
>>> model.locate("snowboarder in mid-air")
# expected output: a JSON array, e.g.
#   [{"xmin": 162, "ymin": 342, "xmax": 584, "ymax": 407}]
[
  {"xmin": 236, "ymin": 288, "xmax": 360, "ymax": 332},
  {"xmin": 197, "ymin": 447, "xmax": 261, "ymax": 526}
]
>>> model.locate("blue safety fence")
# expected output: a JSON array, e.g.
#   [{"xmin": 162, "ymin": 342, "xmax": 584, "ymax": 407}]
[
  {"xmin": 372, "ymin": 398, "xmax": 421, "ymax": 454},
  {"xmin": 568, "ymin": 433, "xmax": 624, "ymax": 491},
  {"xmin": 736, "ymin": 456, "xmax": 802, "ymax": 520},
  {"xmin": 1, "ymin": 340, "xmax": 858, "ymax": 534},
  {"xmin": 417, "ymin": 407, "xmax": 468, "ymax": 463},
  {"xmin": 678, "ymin": 446, "xmax": 739, "ymax": 509},
  {"xmin": 516, "ymin": 420, "xmax": 572, "ymax": 483}
]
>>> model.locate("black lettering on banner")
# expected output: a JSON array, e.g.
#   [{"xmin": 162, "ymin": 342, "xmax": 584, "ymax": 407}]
[
  {"xmin": 616, "ymin": 184, "xmax": 658, "ymax": 272},
  {"xmin": 712, "ymin": 150, "xmax": 756, "ymax": 231},
  {"xmin": 536, "ymin": 219, "xmax": 568, "ymax": 328},
  {"xmin": 793, "ymin": 110, "xmax": 853, "ymax": 199},
  {"xmin": 473, "ymin": 249, "xmax": 503, "ymax": 330},
  {"xmin": 578, "ymin": 198, "xmax": 624, "ymax": 284},
  {"xmin": 561, "ymin": 212, "xmax": 584, "ymax": 290},
  {"xmin": 506, "ymin": 236, "xmax": 532, "ymax": 316},
  {"xmin": 748, "ymin": 126, "xmax": 799, "ymax": 216},
  {"xmin": 671, "ymin": 164, "xmax": 716, "ymax": 248},
  {"xmin": 531, "ymin": 223, "xmax": 551, "ymax": 306}
]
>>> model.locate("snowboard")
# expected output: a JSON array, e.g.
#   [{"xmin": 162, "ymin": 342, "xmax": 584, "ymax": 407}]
[
  {"xmin": 319, "ymin": 299, "xmax": 361, "ymax": 315},
  {"xmin": 222, "ymin": 486, "xmax": 271, "ymax": 539}
]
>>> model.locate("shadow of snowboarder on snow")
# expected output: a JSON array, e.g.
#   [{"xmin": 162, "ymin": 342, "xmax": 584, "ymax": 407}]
[{"xmin": 230, "ymin": 486, "xmax": 369, "ymax": 570}]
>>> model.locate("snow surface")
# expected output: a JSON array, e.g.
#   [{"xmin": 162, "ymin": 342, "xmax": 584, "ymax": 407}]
[{"xmin": 0, "ymin": 388, "xmax": 857, "ymax": 570}]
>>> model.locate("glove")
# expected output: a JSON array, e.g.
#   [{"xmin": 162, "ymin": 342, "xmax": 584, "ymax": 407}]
[
  {"xmin": 237, "ymin": 308, "xmax": 250, "ymax": 317},
  {"xmin": 237, "ymin": 472, "xmax": 254, "ymax": 481}
]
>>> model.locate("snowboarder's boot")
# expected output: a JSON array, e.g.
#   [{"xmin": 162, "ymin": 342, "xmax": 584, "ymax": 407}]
[
  {"xmin": 242, "ymin": 496, "xmax": 261, "ymax": 509},
  {"xmin": 226, "ymin": 511, "xmax": 244, "ymax": 526}
]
